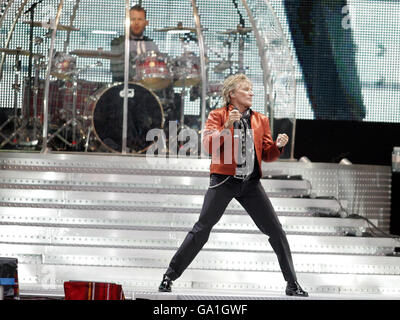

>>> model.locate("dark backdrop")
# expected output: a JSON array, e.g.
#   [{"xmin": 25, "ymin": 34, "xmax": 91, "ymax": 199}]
[{"xmin": 294, "ymin": 119, "xmax": 400, "ymax": 235}]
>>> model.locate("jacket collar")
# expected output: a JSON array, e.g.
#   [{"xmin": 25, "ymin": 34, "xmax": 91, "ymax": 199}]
[{"xmin": 227, "ymin": 104, "xmax": 253, "ymax": 115}]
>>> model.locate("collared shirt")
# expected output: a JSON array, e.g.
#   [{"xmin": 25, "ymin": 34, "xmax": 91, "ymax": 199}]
[{"xmin": 240, "ymin": 111, "xmax": 261, "ymax": 181}]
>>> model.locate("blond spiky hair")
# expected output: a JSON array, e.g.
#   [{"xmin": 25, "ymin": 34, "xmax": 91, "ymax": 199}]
[{"xmin": 221, "ymin": 73, "xmax": 252, "ymax": 106}]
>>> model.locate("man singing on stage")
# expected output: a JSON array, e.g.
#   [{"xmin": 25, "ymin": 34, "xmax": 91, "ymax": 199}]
[{"xmin": 158, "ymin": 73, "xmax": 308, "ymax": 297}]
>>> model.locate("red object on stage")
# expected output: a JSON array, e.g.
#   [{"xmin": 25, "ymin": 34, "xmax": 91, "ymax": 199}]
[{"xmin": 64, "ymin": 281, "xmax": 125, "ymax": 300}]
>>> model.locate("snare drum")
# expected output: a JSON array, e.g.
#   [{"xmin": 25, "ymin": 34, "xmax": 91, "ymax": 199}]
[
  {"xmin": 90, "ymin": 82, "xmax": 164, "ymax": 153},
  {"xmin": 135, "ymin": 51, "xmax": 172, "ymax": 90},
  {"xmin": 173, "ymin": 52, "xmax": 201, "ymax": 87}
]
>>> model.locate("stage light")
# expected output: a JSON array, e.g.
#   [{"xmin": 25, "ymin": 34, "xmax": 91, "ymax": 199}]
[
  {"xmin": 298, "ymin": 156, "xmax": 311, "ymax": 163},
  {"xmin": 393, "ymin": 147, "xmax": 400, "ymax": 172},
  {"xmin": 339, "ymin": 158, "xmax": 352, "ymax": 165}
]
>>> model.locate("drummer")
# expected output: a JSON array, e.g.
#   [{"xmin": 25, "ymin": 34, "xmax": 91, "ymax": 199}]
[
  {"xmin": 110, "ymin": 5, "xmax": 159, "ymax": 82},
  {"xmin": 110, "ymin": 4, "xmax": 182, "ymax": 130}
]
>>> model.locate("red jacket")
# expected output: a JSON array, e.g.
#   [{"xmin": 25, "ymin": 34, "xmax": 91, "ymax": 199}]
[{"xmin": 202, "ymin": 104, "xmax": 282, "ymax": 176}]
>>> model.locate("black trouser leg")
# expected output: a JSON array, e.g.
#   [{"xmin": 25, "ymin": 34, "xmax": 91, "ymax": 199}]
[
  {"xmin": 236, "ymin": 181, "xmax": 297, "ymax": 283},
  {"xmin": 165, "ymin": 180, "xmax": 235, "ymax": 280}
]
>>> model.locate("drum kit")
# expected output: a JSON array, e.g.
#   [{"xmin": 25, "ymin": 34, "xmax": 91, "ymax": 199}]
[{"xmin": 0, "ymin": 20, "xmax": 252, "ymax": 154}]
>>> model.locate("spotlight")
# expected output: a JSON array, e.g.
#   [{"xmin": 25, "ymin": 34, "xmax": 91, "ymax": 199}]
[
  {"xmin": 339, "ymin": 158, "xmax": 352, "ymax": 165},
  {"xmin": 298, "ymin": 156, "xmax": 311, "ymax": 163}
]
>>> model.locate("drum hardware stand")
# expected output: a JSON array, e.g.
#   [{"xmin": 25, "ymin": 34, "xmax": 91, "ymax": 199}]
[
  {"xmin": 217, "ymin": 25, "xmax": 251, "ymax": 75},
  {"xmin": 47, "ymin": 72, "xmax": 82, "ymax": 150},
  {"xmin": 0, "ymin": 49, "xmax": 24, "ymax": 148},
  {"xmin": 19, "ymin": 37, "xmax": 46, "ymax": 148},
  {"xmin": 175, "ymin": 34, "xmax": 194, "ymax": 148},
  {"xmin": 238, "ymin": 33, "xmax": 245, "ymax": 74},
  {"xmin": 179, "ymin": 78, "xmax": 187, "ymax": 132},
  {"xmin": 78, "ymin": 61, "xmax": 102, "ymax": 119},
  {"xmin": 84, "ymin": 124, "xmax": 92, "ymax": 152},
  {"xmin": 31, "ymin": 38, "xmax": 44, "ymax": 143},
  {"xmin": 16, "ymin": 0, "xmax": 45, "ymax": 149},
  {"xmin": 24, "ymin": 0, "xmax": 44, "ymax": 120},
  {"xmin": 232, "ymin": 1, "xmax": 246, "ymax": 73},
  {"xmin": 48, "ymin": 61, "xmax": 101, "ymax": 151},
  {"xmin": 224, "ymin": 35, "xmax": 234, "ymax": 75}
]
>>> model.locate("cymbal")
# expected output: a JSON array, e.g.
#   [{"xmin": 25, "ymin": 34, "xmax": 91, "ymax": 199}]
[
  {"xmin": 0, "ymin": 47, "xmax": 44, "ymax": 58},
  {"xmin": 219, "ymin": 27, "xmax": 252, "ymax": 35},
  {"xmin": 156, "ymin": 26, "xmax": 197, "ymax": 33},
  {"xmin": 214, "ymin": 60, "xmax": 233, "ymax": 73},
  {"xmin": 69, "ymin": 49, "xmax": 123, "ymax": 59},
  {"xmin": 23, "ymin": 21, "xmax": 80, "ymax": 32},
  {"xmin": 155, "ymin": 22, "xmax": 204, "ymax": 34}
]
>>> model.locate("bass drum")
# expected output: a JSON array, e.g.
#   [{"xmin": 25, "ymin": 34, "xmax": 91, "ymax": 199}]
[{"xmin": 91, "ymin": 82, "xmax": 164, "ymax": 153}]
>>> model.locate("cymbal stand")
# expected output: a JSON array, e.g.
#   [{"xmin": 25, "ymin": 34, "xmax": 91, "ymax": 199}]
[
  {"xmin": 73, "ymin": 62, "xmax": 102, "ymax": 152},
  {"xmin": 31, "ymin": 53, "xmax": 43, "ymax": 142},
  {"xmin": 179, "ymin": 78, "xmax": 186, "ymax": 132},
  {"xmin": 177, "ymin": 34, "xmax": 194, "ymax": 133},
  {"xmin": 238, "ymin": 33, "xmax": 245, "ymax": 74},
  {"xmin": 25, "ymin": 0, "xmax": 44, "ymax": 119},
  {"xmin": 0, "ymin": 50, "xmax": 22, "ymax": 148},
  {"xmin": 166, "ymin": 78, "xmax": 188, "ymax": 154},
  {"xmin": 18, "ymin": 37, "xmax": 45, "ymax": 148},
  {"xmin": 47, "ymin": 73, "xmax": 82, "ymax": 150},
  {"xmin": 226, "ymin": 35, "xmax": 234, "ymax": 75}
]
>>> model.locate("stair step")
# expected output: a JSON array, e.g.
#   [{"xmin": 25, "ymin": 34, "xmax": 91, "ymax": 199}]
[
  {"xmin": 0, "ymin": 189, "xmax": 345, "ymax": 215},
  {"xmin": 0, "ymin": 225, "xmax": 396, "ymax": 255},
  {"xmin": 14, "ymin": 264, "xmax": 400, "ymax": 297},
  {"xmin": 0, "ymin": 170, "xmax": 311, "ymax": 197},
  {"xmin": 2, "ymin": 244, "xmax": 399, "ymax": 275},
  {"xmin": 0, "ymin": 207, "xmax": 373, "ymax": 235}
]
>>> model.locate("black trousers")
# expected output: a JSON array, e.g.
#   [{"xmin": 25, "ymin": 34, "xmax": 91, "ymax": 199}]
[{"xmin": 165, "ymin": 175, "xmax": 297, "ymax": 283}]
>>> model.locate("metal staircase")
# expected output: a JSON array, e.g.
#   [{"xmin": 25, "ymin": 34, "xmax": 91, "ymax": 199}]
[{"xmin": 0, "ymin": 152, "xmax": 398, "ymax": 299}]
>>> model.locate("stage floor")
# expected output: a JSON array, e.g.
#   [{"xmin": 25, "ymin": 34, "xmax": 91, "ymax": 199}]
[
  {"xmin": 18, "ymin": 287, "xmax": 400, "ymax": 300},
  {"xmin": 131, "ymin": 288, "xmax": 400, "ymax": 300}
]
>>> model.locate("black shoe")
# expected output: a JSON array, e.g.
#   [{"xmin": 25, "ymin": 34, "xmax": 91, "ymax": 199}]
[
  {"xmin": 158, "ymin": 274, "xmax": 173, "ymax": 292},
  {"xmin": 286, "ymin": 281, "xmax": 309, "ymax": 297}
]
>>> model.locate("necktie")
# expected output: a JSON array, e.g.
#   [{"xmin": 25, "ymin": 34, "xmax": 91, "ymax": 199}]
[{"xmin": 235, "ymin": 109, "xmax": 255, "ymax": 180}]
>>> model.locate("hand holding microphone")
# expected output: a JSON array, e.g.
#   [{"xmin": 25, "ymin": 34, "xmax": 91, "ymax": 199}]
[{"xmin": 224, "ymin": 109, "xmax": 241, "ymax": 129}]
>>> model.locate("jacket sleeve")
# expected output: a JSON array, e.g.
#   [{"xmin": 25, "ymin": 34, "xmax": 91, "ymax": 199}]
[
  {"xmin": 202, "ymin": 110, "xmax": 232, "ymax": 155},
  {"xmin": 261, "ymin": 117, "xmax": 282, "ymax": 162}
]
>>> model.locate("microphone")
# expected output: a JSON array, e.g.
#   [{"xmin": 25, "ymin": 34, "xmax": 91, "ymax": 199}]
[{"xmin": 233, "ymin": 107, "xmax": 240, "ymax": 139}]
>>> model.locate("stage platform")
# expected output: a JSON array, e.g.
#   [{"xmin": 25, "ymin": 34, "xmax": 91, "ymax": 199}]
[
  {"xmin": 18, "ymin": 287, "xmax": 400, "ymax": 300},
  {"xmin": 0, "ymin": 151, "xmax": 399, "ymax": 300}
]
